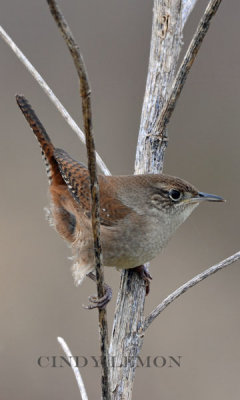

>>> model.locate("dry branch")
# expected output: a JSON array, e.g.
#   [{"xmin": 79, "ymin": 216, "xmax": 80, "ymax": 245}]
[
  {"xmin": 144, "ymin": 251, "xmax": 240, "ymax": 330},
  {"xmin": 57, "ymin": 337, "xmax": 88, "ymax": 400},
  {"xmin": 0, "ymin": 25, "xmax": 110, "ymax": 176},
  {"xmin": 182, "ymin": 0, "xmax": 199, "ymax": 26},
  {"xmin": 156, "ymin": 0, "xmax": 223, "ymax": 136},
  {"xmin": 110, "ymin": 0, "xmax": 224, "ymax": 398},
  {"xmin": 135, "ymin": 0, "xmax": 183, "ymax": 175},
  {"xmin": 47, "ymin": 1, "xmax": 111, "ymax": 399}
]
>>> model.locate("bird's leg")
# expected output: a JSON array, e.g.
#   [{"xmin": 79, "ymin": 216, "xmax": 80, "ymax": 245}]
[
  {"xmin": 132, "ymin": 265, "xmax": 152, "ymax": 295},
  {"xmin": 83, "ymin": 272, "xmax": 113, "ymax": 310}
]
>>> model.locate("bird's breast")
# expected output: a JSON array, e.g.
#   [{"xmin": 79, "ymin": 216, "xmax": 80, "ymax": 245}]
[{"xmin": 102, "ymin": 215, "xmax": 170, "ymax": 268}]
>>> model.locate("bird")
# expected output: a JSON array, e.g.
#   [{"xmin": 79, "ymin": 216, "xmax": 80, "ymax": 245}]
[{"xmin": 16, "ymin": 95, "xmax": 224, "ymax": 308}]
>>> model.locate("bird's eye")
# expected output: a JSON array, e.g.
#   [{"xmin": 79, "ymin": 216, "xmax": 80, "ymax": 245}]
[{"xmin": 169, "ymin": 189, "xmax": 182, "ymax": 202}]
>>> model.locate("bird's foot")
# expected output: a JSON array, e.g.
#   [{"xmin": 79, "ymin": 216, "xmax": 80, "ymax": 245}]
[
  {"xmin": 83, "ymin": 272, "xmax": 113, "ymax": 310},
  {"xmin": 133, "ymin": 265, "xmax": 152, "ymax": 295}
]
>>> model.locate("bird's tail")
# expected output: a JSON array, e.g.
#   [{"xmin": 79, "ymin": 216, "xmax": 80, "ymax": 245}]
[{"xmin": 16, "ymin": 95, "xmax": 62, "ymax": 184}]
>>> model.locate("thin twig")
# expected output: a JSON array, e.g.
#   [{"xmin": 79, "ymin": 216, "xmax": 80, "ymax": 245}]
[
  {"xmin": 46, "ymin": 1, "xmax": 111, "ymax": 399},
  {"xmin": 143, "ymin": 251, "xmax": 240, "ymax": 331},
  {"xmin": 0, "ymin": 25, "xmax": 110, "ymax": 176},
  {"xmin": 57, "ymin": 337, "xmax": 88, "ymax": 400},
  {"xmin": 182, "ymin": 0, "xmax": 199, "ymax": 26},
  {"xmin": 155, "ymin": 0, "xmax": 223, "ymax": 136}
]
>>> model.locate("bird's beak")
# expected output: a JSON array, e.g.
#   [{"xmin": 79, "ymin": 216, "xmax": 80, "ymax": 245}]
[{"xmin": 193, "ymin": 192, "xmax": 225, "ymax": 202}]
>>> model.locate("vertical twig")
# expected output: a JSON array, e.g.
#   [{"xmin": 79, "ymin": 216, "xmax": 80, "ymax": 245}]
[{"xmin": 46, "ymin": 1, "xmax": 111, "ymax": 399}]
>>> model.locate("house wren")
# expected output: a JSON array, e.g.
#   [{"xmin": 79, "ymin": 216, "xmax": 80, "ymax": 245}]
[{"xmin": 16, "ymin": 95, "xmax": 224, "ymax": 307}]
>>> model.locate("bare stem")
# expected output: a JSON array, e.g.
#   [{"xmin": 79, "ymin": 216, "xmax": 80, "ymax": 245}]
[
  {"xmin": 57, "ymin": 337, "xmax": 88, "ymax": 400},
  {"xmin": 144, "ymin": 251, "xmax": 240, "ymax": 331},
  {"xmin": 110, "ymin": 0, "xmax": 224, "ymax": 398},
  {"xmin": 155, "ymin": 0, "xmax": 223, "ymax": 136},
  {"xmin": 47, "ymin": 1, "xmax": 111, "ymax": 398},
  {"xmin": 182, "ymin": 0, "xmax": 199, "ymax": 26},
  {"xmin": 110, "ymin": 2, "xmax": 198, "ymax": 398},
  {"xmin": 0, "ymin": 25, "xmax": 110, "ymax": 176}
]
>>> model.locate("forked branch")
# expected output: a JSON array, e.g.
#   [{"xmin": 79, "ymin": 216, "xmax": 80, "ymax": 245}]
[
  {"xmin": 47, "ymin": 1, "xmax": 111, "ymax": 399},
  {"xmin": 3, "ymin": 1, "xmax": 235, "ymax": 399},
  {"xmin": 111, "ymin": 0, "xmax": 225, "ymax": 397},
  {"xmin": 156, "ymin": 0, "xmax": 223, "ymax": 137}
]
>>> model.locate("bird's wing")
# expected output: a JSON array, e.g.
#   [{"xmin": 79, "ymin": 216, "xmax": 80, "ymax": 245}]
[{"xmin": 54, "ymin": 148, "xmax": 131, "ymax": 226}]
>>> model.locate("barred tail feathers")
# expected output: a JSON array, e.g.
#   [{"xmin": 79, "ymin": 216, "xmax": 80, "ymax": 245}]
[{"xmin": 16, "ymin": 95, "xmax": 62, "ymax": 184}]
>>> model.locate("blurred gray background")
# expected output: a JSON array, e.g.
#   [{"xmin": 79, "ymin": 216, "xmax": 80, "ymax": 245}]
[{"xmin": 0, "ymin": 0, "xmax": 240, "ymax": 399}]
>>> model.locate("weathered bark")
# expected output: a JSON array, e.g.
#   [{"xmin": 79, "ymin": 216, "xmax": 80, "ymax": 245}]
[
  {"xmin": 110, "ymin": 1, "xmax": 187, "ymax": 398},
  {"xmin": 135, "ymin": 0, "xmax": 183, "ymax": 175},
  {"xmin": 109, "ymin": 0, "xmax": 227, "ymax": 398}
]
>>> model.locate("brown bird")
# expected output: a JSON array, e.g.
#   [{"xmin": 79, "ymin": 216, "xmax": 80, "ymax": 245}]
[{"xmin": 16, "ymin": 95, "xmax": 224, "ymax": 308}]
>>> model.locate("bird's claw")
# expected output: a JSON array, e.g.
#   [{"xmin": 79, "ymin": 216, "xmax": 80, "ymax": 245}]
[
  {"xmin": 134, "ymin": 265, "xmax": 152, "ymax": 295},
  {"xmin": 83, "ymin": 280, "xmax": 113, "ymax": 310}
]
